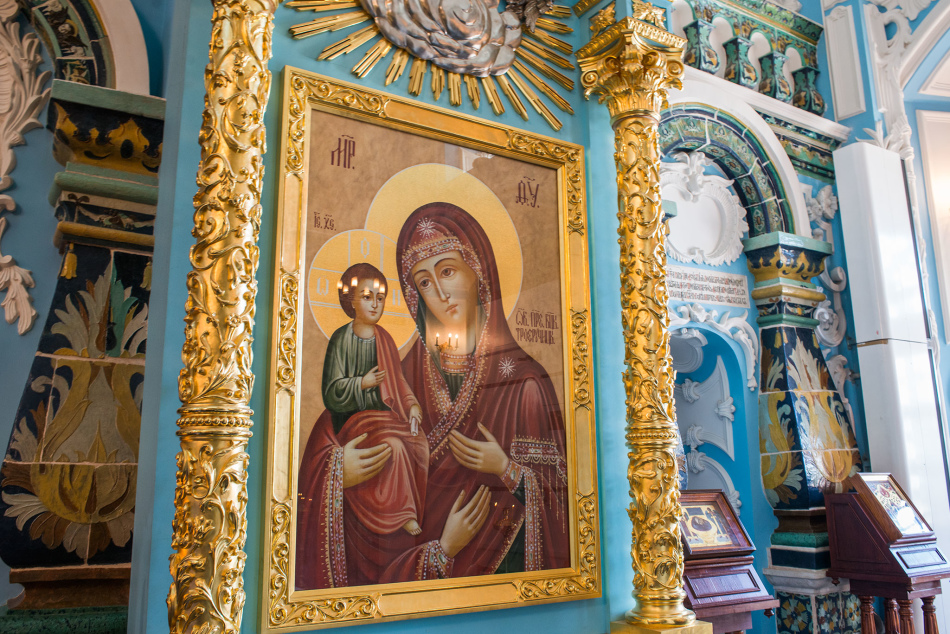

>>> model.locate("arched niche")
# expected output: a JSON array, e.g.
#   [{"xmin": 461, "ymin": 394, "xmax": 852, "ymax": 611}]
[
  {"xmin": 18, "ymin": 0, "xmax": 149, "ymax": 94},
  {"xmin": 660, "ymin": 77, "xmax": 810, "ymax": 237}
]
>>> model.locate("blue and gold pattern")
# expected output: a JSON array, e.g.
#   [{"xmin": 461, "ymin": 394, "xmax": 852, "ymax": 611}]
[
  {"xmin": 749, "ymin": 234, "xmax": 861, "ymax": 511},
  {"xmin": 760, "ymin": 52, "xmax": 792, "ymax": 104},
  {"xmin": 778, "ymin": 592, "xmax": 813, "ymax": 634},
  {"xmin": 0, "ymin": 82, "xmax": 162, "ymax": 605},
  {"xmin": 683, "ymin": 20, "xmax": 719, "ymax": 74},
  {"xmin": 19, "ymin": 0, "xmax": 113, "ymax": 87},
  {"xmin": 724, "ymin": 36, "xmax": 757, "ymax": 89},
  {"xmin": 0, "ymin": 245, "xmax": 149, "ymax": 567}
]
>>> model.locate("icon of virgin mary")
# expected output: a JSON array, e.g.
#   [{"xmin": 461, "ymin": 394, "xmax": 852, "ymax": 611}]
[{"xmin": 296, "ymin": 202, "xmax": 569, "ymax": 589}]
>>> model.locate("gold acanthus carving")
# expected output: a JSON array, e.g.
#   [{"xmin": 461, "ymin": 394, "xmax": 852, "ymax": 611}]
[
  {"xmin": 286, "ymin": 75, "xmax": 389, "ymax": 176},
  {"xmin": 268, "ymin": 501, "xmax": 379, "ymax": 625},
  {"xmin": 168, "ymin": 1, "xmax": 276, "ymax": 633},
  {"xmin": 571, "ymin": 309, "xmax": 591, "ymax": 408},
  {"xmin": 576, "ymin": 12, "xmax": 694, "ymax": 629},
  {"xmin": 578, "ymin": 18, "xmax": 685, "ymax": 122},
  {"xmin": 276, "ymin": 270, "xmax": 299, "ymax": 390}
]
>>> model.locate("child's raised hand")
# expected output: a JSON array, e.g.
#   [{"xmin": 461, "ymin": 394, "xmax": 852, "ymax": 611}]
[{"xmin": 360, "ymin": 365, "xmax": 386, "ymax": 389}]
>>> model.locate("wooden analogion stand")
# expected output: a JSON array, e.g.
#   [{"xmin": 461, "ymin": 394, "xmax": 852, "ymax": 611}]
[
  {"xmin": 827, "ymin": 473, "xmax": 950, "ymax": 634},
  {"xmin": 679, "ymin": 490, "xmax": 778, "ymax": 634}
]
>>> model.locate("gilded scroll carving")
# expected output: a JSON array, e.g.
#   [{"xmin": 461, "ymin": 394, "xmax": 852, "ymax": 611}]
[
  {"xmin": 577, "ymin": 13, "xmax": 695, "ymax": 628},
  {"xmin": 167, "ymin": 1, "xmax": 276, "ymax": 632}
]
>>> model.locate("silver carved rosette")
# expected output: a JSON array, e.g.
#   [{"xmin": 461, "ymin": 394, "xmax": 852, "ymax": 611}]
[{"xmin": 359, "ymin": 0, "xmax": 521, "ymax": 75}]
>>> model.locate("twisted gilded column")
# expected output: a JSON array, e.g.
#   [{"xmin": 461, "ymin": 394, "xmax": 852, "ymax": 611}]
[
  {"xmin": 578, "ymin": 8, "xmax": 707, "ymax": 632},
  {"xmin": 166, "ymin": 2, "xmax": 275, "ymax": 633}
]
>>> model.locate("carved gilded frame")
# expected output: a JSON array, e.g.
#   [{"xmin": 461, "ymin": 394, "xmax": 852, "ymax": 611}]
[{"xmin": 262, "ymin": 67, "xmax": 599, "ymax": 631}]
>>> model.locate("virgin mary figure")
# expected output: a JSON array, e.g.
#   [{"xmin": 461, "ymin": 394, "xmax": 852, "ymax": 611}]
[{"xmin": 295, "ymin": 202, "xmax": 569, "ymax": 589}]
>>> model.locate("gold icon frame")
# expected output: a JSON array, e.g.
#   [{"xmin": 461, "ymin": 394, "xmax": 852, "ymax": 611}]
[{"xmin": 261, "ymin": 67, "xmax": 600, "ymax": 631}]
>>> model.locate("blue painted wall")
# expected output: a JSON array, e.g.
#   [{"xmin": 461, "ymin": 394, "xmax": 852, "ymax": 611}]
[{"xmin": 0, "ymin": 19, "xmax": 60, "ymax": 605}]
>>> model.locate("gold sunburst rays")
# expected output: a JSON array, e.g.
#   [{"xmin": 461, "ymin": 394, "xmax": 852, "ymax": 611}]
[{"xmin": 287, "ymin": 2, "xmax": 577, "ymax": 130}]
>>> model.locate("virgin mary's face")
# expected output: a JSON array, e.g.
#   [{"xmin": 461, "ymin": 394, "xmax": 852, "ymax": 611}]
[{"xmin": 410, "ymin": 250, "xmax": 479, "ymax": 329}]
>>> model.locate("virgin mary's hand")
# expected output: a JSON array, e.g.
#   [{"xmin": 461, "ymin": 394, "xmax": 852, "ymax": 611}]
[
  {"xmin": 341, "ymin": 433, "xmax": 392, "ymax": 488},
  {"xmin": 439, "ymin": 486, "xmax": 491, "ymax": 558},
  {"xmin": 449, "ymin": 423, "xmax": 510, "ymax": 477}
]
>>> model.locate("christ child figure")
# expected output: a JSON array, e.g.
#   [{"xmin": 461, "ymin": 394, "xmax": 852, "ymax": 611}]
[{"xmin": 323, "ymin": 262, "xmax": 429, "ymax": 536}]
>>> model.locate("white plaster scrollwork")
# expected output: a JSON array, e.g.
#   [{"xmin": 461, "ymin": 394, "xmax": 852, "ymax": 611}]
[
  {"xmin": 826, "ymin": 354, "xmax": 858, "ymax": 437},
  {"xmin": 0, "ymin": 0, "xmax": 48, "ymax": 335},
  {"xmin": 771, "ymin": 0, "xmax": 803, "ymax": 12},
  {"xmin": 805, "ymin": 184, "xmax": 838, "ymax": 243},
  {"xmin": 815, "ymin": 266, "xmax": 848, "ymax": 349},
  {"xmin": 662, "ymin": 152, "xmax": 749, "ymax": 267},
  {"xmin": 680, "ymin": 378, "xmax": 701, "ymax": 403},
  {"xmin": 670, "ymin": 328, "xmax": 707, "ymax": 373},
  {"xmin": 860, "ymin": 0, "xmax": 942, "ymax": 355},
  {"xmin": 716, "ymin": 397, "xmax": 735, "ymax": 422},
  {"xmin": 684, "ymin": 449, "xmax": 742, "ymax": 514},
  {"xmin": 674, "ymin": 358, "xmax": 735, "ymax": 459},
  {"xmin": 670, "ymin": 303, "xmax": 759, "ymax": 390},
  {"xmin": 674, "ymin": 356, "xmax": 742, "ymax": 513}
]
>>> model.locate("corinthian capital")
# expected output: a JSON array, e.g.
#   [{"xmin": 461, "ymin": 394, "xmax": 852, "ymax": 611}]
[{"xmin": 576, "ymin": 16, "xmax": 686, "ymax": 123}]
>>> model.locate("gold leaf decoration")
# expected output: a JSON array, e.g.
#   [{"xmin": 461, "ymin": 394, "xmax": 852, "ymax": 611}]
[
  {"xmin": 285, "ymin": 3, "xmax": 577, "ymax": 129},
  {"xmin": 167, "ymin": 1, "xmax": 277, "ymax": 633},
  {"xmin": 577, "ymin": 15, "xmax": 696, "ymax": 629}
]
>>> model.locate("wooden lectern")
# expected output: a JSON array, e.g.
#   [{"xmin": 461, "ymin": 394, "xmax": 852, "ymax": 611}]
[
  {"xmin": 679, "ymin": 490, "xmax": 778, "ymax": 634},
  {"xmin": 827, "ymin": 473, "xmax": 950, "ymax": 634}
]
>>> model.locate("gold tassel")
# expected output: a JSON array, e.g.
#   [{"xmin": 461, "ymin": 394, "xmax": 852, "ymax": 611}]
[
  {"xmin": 61, "ymin": 244, "xmax": 77, "ymax": 280},
  {"xmin": 142, "ymin": 259, "xmax": 152, "ymax": 291}
]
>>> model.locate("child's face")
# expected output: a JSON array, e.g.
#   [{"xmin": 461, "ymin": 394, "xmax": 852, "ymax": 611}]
[{"xmin": 351, "ymin": 278, "xmax": 386, "ymax": 325}]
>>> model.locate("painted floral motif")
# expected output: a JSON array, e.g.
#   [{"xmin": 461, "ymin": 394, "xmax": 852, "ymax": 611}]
[
  {"xmin": 779, "ymin": 592, "xmax": 813, "ymax": 634},
  {"xmin": 817, "ymin": 592, "xmax": 841, "ymax": 634},
  {"xmin": 0, "ymin": 256, "xmax": 148, "ymax": 562},
  {"xmin": 787, "ymin": 337, "xmax": 828, "ymax": 392},
  {"xmin": 843, "ymin": 593, "xmax": 861, "ymax": 633}
]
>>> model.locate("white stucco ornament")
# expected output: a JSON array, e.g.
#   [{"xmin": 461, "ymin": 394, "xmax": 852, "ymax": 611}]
[
  {"xmin": 662, "ymin": 152, "xmax": 749, "ymax": 267},
  {"xmin": 670, "ymin": 302, "xmax": 759, "ymax": 390},
  {"xmin": 0, "ymin": 0, "xmax": 49, "ymax": 335}
]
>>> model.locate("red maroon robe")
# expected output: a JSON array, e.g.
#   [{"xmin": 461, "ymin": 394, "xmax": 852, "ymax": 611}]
[
  {"xmin": 295, "ymin": 202, "xmax": 569, "ymax": 589},
  {"xmin": 296, "ymin": 325, "xmax": 427, "ymax": 589}
]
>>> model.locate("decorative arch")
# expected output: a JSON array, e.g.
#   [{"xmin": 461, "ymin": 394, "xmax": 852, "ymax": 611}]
[
  {"xmin": 660, "ymin": 72, "xmax": 811, "ymax": 237},
  {"xmin": 18, "ymin": 0, "xmax": 149, "ymax": 94},
  {"xmin": 660, "ymin": 105, "xmax": 792, "ymax": 236}
]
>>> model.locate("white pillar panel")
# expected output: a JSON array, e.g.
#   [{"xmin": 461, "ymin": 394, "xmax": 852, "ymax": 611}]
[
  {"xmin": 834, "ymin": 142, "xmax": 927, "ymax": 344},
  {"xmin": 824, "ymin": 5, "xmax": 866, "ymax": 121}
]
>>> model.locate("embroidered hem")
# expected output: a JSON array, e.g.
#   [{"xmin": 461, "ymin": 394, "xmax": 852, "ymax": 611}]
[
  {"xmin": 326, "ymin": 446, "xmax": 347, "ymax": 586},
  {"xmin": 417, "ymin": 540, "xmax": 454, "ymax": 580}
]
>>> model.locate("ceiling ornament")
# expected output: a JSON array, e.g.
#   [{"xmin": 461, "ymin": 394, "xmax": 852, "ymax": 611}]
[{"xmin": 286, "ymin": 0, "xmax": 575, "ymax": 130}]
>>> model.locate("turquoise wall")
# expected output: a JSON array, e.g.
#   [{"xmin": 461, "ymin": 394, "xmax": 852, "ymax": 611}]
[{"xmin": 0, "ymin": 23, "xmax": 60, "ymax": 605}]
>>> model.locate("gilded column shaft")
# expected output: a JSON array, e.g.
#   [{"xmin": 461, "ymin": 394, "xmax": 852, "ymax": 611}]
[
  {"xmin": 577, "ymin": 12, "xmax": 692, "ymax": 628},
  {"xmin": 168, "ymin": 2, "xmax": 276, "ymax": 633}
]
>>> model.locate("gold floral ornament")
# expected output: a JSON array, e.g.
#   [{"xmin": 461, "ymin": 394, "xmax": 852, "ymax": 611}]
[
  {"xmin": 577, "ymin": 11, "xmax": 698, "ymax": 632},
  {"xmin": 286, "ymin": 0, "xmax": 576, "ymax": 130},
  {"xmin": 167, "ymin": 1, "xmax": 276, "ymax": 633}
]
